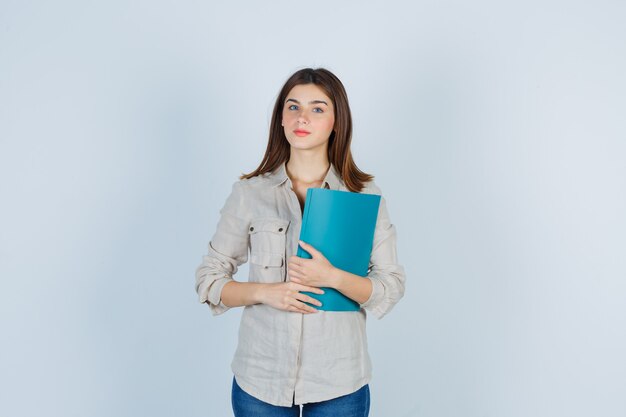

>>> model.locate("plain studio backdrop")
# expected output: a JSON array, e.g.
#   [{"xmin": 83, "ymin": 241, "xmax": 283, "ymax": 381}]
[{"xmin": 1, "ymin": 1, "xmax": 625, "ymax": 416}]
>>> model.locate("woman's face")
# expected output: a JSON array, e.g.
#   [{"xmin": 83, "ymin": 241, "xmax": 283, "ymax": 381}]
[{"xmin": 281, "ymin": 83, "xmax": 335, "ymax": 152}]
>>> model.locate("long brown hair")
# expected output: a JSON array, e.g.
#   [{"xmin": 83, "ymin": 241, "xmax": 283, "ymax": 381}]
[{"xmin": 240, "ymin": 67, "xmax": 373, "ymax": 192}]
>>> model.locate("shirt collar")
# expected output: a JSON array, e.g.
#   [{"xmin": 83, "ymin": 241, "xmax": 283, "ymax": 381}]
[{"xmin": 267, "ymin": 161, "xmax": 343, "ymax": 190}]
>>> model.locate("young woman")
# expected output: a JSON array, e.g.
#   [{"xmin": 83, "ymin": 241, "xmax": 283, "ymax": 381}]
[{"xmin": 195, "ymin": 67, "xmax": 406, "ymax": 417}]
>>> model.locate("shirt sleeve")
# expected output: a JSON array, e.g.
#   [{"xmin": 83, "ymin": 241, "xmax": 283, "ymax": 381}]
[
  {"xmin": 195, "ymin": 181, "xmax": 249, "ymax": 316},
  {"xmin": 358, "ymin": 184, "xmax": 406, "ymax": 319}
]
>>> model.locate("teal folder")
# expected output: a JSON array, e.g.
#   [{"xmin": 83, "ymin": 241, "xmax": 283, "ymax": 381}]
[{"xmin": 297, "ymin": 188, "xmax": 381, "ymax": 311}]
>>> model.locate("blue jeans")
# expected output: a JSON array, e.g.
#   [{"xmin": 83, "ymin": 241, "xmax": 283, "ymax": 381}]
[{"xmin": 231, "ymin": 375, "xmax": 370, "ymax": 417}]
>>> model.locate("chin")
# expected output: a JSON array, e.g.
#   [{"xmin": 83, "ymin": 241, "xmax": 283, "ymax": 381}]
[
  {"xmin": 286, "ymin": 137, "xmax": 328, "ymax": 151},
  {"xmin": 289, "ymin": 143, "xmax": 327, "ymax": 152}
]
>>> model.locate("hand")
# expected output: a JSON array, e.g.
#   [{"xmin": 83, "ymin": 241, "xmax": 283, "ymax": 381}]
[
  {"xmin": 288, "ymin": 240, "xmax": 338, "ymax": 289},
  {"xmin": 258, "ymin": 281, "xmax": 325, "ymax": 314}
]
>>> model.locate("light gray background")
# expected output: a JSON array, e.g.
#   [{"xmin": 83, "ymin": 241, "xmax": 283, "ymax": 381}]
[{"xmin": 1, "ymin": 1, "xmax": 625, "ymax": 416}]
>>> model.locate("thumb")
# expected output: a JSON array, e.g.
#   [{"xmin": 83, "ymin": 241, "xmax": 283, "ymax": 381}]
[{"xmin": 299, "ymin": 240, "xmax": 324, "ymax": 259}]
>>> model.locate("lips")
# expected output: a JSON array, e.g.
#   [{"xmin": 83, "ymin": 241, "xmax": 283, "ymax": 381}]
[{"xmin": 294, "ymin": 129, "xmax": 311, "ymax": 137}]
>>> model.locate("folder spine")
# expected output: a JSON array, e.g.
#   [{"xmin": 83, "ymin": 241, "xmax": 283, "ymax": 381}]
[{"xmin": 298, "ymin": 188, "xmax": 314, "ymax": 259}]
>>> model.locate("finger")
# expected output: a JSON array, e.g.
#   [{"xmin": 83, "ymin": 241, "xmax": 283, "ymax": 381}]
[
  {"xmin": 290, "ymin": 299, "xmax": 318, "ymax": 314},
  {"xmin": 295, "ymin": 292, "xmax": 322, "ymax": 307},
  {"xmin": 309, "ymin": 286, "xmax": 325, "ymax": 295},
  {"xmin": 288, "ymin": 262, "xmax": 304, "ymax": 273},
  {"xmin": 289, "ymin": 271, "xmax": 304, "ymax": 280},
  {"xmin": 288, "ymin": 255, "xmax": 301, "ymax": 266},
  {"xmin": 287, "ymin": 305, "xmax": 315, "ymax": 314},
  {"xmin": 296, "ymin": 300, "xmax": 319, "ymax": 313},
  {"xmin": 295, "ymin": 284, "xmax": 325, "ymax": 295},
  {"xmin": 288, "ymin": 268, "xmax": 303, "ymax": 278},
  {"xmin": 286, "ymin": 290, "xmax": 318, "ymax": 312},
  {"xmin": 298, "ymin": 240, "xmax": 323, "ymax": 258}
]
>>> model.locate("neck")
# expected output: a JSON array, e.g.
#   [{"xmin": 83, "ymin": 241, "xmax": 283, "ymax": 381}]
[{"xmin": 286, "ymin": 151, "xmax": 330, "ymax": 184}]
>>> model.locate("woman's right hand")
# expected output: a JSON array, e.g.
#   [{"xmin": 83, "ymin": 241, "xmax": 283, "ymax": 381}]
[{"xmin": 258, "ymin": 282, "xmax": 324, "ymax": 314}]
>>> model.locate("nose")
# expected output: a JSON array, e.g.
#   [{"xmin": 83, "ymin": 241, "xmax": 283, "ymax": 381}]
[{"xmin": 297, "ymin": 111, "xmax": 309, "ymax": 125}]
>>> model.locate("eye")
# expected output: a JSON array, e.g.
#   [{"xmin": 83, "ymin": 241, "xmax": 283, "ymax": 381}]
[
  {"xmin": 288, "ymin": 104, "xmax": 298, "ymax": 110},
  {"xmin": 313, "ymin": 107, "xmax": 324, "ymax": 113}
]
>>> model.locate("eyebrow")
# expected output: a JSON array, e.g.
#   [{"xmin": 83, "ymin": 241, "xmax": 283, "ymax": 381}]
[{"xmin": 285, "ymin": 98, "xmax": 329, "ymax": 106}]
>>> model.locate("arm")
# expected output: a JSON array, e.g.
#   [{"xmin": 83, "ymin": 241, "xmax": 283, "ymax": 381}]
[
  {"xmin": 328, "ymin": 268, "xmax": 373, "ymax": 305},
  {"xmin": 220, "ymin": 280, "xmax": 325, "ymax": 314},
  {"xmin": 196, "ymin": 181, "xmax": 325, "ymax": 315},
  {"xmin": 195, "ymin": 181, "xmax": 249, "ymax": 315},
  {"xmin": 220, "ymin": 281, "xmax": 265, "ymax": 307},
  {"xmin": 356, "ymin": 191, "xmax": 406, "ymax": 319}
]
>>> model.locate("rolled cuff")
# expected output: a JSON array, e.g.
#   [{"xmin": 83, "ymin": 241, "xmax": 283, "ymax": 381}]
[
  {"xmin": 206, "ymin": 277, "xmax": 233, "ymax": 316},
  {"xmin": 358, "ymin": 264, "xmax": 406, "ymax": 320},
  {"xmin": 359, "ymin": 276, "xmax": 385, "ymax": 318}
]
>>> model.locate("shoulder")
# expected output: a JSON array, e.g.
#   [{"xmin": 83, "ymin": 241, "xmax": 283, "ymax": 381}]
[
  {"xmin": 221, "ymin": 176, "xmax": 271, "ymax": 217},
  {"xmin": 359, "ymin": 179, "xmax": 394, "ymax": 221},
  {"xmin": 228, "ymin": 173, "xmax": 277, "ymax": 195},
  {"xmin": 359, "ymin": 179, "xmax": 383, "ymax": 196}
]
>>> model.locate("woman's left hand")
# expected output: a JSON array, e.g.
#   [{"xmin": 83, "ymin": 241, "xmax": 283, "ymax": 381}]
[{"xmin": 288, "ymin": 241, "xmax": 338, "ymax": 289}]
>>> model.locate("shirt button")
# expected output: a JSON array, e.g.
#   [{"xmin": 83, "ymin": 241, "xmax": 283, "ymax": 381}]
[
  {"xmin": 249, "ymin": 226, "xmax": 254, "ymax": 232},
  {"xmin": 278, "ymin": 227, "xmax": 283, "ymax": 232}
]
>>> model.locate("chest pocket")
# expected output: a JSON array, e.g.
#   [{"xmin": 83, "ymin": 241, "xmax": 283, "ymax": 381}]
[{"xmin": 248, "ymin": 217, "xmax": 290, "ymax": 283}]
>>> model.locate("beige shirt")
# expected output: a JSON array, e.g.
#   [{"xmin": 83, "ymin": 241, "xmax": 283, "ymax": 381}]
[{"xmin": 195, "ymin": 161, "xmax": 406, "ymax": 407}]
